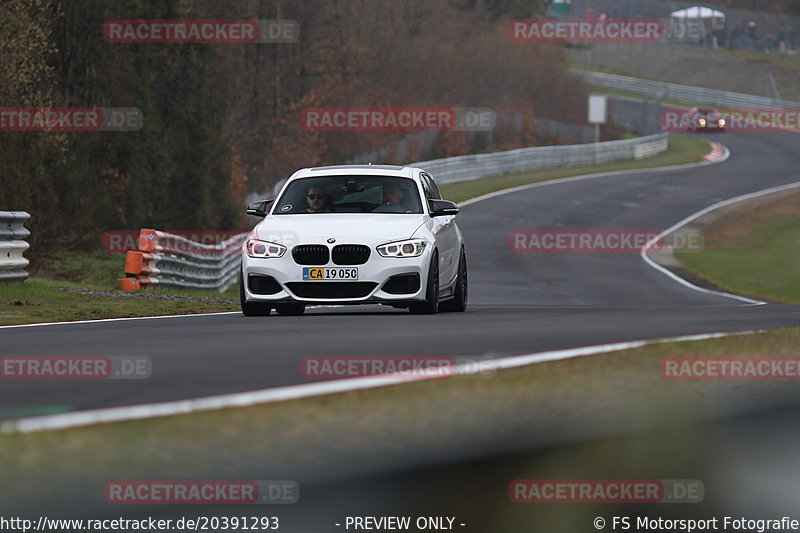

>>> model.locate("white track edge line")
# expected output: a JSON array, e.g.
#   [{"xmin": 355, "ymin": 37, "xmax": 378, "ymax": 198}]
[
  {"xmin": 640, "ymin": 178, "xmax": 800, "ymax": 305},
  {"xmin": 0, "ymin": 329, "xmax": 762, "ymax": 434},
  {"xmin": 0, "ymin": 311, "xmax": 241, "ymax": 330}
]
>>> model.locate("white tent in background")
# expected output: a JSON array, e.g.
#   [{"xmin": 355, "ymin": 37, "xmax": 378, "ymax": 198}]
[
  {"xmin": 670, "ymin": 5, "xmax": 726, "ymax": 25},
  {"xmin": 669, "ymin": 5, "xmax": 726, "ymax": 42}
]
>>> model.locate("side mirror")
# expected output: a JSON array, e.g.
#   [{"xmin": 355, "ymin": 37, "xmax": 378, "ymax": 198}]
[
  {"xmin": 430, "ymin": 199, "xmax": 459, "ymax": 217},
  {"xmin": 246, "ymin": 199, "xmax": 273, "ymax": 218}
]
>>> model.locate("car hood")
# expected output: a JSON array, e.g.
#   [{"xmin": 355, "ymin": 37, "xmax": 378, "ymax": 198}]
[{"xmin": 254, "ymin": 214, "xmax": 428, "ymax": 246}]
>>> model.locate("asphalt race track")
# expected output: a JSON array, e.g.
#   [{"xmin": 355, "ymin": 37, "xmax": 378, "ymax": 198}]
[{"xmin": 2, "ymin": 123, "xmax": 800, "ymax": 419}]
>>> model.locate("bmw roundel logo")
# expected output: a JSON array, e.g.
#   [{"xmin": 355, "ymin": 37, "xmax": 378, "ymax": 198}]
[{"xmin": 327, "ymin": 237, "xmax": 336, "ymax": 243}]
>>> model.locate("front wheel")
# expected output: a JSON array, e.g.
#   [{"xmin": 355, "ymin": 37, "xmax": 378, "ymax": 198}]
[
  {"xmin": 439, "ymin": 249, "xmax": 467, "ymax": 312},
  {"xmin": 410, "ymin": 252, "xmax": 439, "ymax": 315}
]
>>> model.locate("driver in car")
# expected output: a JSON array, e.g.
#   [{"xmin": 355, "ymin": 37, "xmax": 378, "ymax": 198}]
[{"xmin": 306, "ymin": 186, "xmax": 333, "ymax": 213}]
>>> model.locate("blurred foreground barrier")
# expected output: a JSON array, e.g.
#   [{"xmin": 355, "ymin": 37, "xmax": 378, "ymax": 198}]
[
  {"xmin": 0, "ymin": 211, "xmax": 30, "ymax": 283},
  {"xmin": 119, "ymin": 229, "xmax": 248, "ymax": 292},
  {"xmin": 413, "ymin": 132, "xmax": 668, "ymax": 184}
]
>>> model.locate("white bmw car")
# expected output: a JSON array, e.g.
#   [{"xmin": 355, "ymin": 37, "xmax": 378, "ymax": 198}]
[{"xmin": 240, "ymin": 165, "xmax": 467, "ymax": 315}]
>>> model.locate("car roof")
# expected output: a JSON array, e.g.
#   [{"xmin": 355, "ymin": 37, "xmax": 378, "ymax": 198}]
[{"xmin": 289, "ymin": 164, "xmax": 421, "ymax": 181}]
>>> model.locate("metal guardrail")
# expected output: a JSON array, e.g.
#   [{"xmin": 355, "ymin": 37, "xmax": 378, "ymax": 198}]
[
  {"xmin": 412, "ymin": 132, "xmax": 668, "ymax": 184},
  {"xmin": 572, "ymin": 69, "xmax": 800, "ymax": 110},
  {"xmin": 119, "ymin": 229, "xmax": 248, "ymax": 292},
  {"xmin": 0, "ymin": 211, "xmax": 31, "ymax": 283}
]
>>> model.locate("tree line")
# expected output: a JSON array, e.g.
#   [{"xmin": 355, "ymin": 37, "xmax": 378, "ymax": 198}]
[{"xmin": 0, "ymin": 0, "xmax": 587, "ymax": 251}]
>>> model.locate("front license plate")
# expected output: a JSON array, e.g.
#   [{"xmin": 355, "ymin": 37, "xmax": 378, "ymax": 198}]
[{"xmin": 302, "ymin": 267, "xmax": 358, "ymax": 280}]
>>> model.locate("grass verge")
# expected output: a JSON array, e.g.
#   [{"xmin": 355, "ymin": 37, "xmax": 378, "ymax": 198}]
[
  {"xmin": 0, "ymin": 249, "xmax": 238, "ymax": 326},
  {"xmin": 0, "ymin": 278, "xmax": 237, "ymax": 325},
  {"xmin": 676, "ymin": 187, "xmax": 800, "ymax": 303}
]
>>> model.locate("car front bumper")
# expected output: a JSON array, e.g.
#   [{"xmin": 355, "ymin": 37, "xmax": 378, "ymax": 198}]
[{"xmin": 241, "ymin": 245, "xmax": 431, "ymax": 305}]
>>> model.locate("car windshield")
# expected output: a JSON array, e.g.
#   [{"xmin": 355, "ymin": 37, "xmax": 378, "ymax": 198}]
[{"xmin": 273, "ymin": 176, "xmax": 423, "ymax": 214}]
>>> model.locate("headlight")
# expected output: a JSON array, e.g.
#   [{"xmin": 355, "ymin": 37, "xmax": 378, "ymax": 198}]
[
  {"xmin": 698, "ymin": 118, "xmax": 706, "ymax": 126},
  {"xmin": 718, "ymin": 119, "xmax": 725, "ymax": 126},
  {"xmin": 246, "ymin": 239, "xmax": 286, "ymax": 258},
  {"xmin": 377, "ymin": 239, "xmax": 427, "ymax": 258}
]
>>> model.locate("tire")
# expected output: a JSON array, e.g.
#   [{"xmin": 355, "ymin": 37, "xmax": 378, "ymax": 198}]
[
  {"xmin": 275, "ymin": 303, "xmax": 306, "ymax": 316},
  {"xmin": 409, "ymin": 252, "xmax": 439, "ymax": 315},
  {"xmin": 439, "ymin": 249, "xmax": 467, "ymax": 312},
  {"xmin": 240, "ymin": 270, "xmax": 272, "ymax": 316}
]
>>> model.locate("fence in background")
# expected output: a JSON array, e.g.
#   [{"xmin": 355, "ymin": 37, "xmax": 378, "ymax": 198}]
[
  {"xmin": 346, "ymin": 114, "xmax": 596, "ymax": 166},
  {"xmin": 0, "ymin": 211, "xmax": 30, "ymax": 283},
  {"xmin": 572, "ymin": 69, "xmax": 800, "ymax": 110},
  {"xmin": 412, "ymin": 132, "xmax": 668, "ymax": 184},
  {"xmin": 119, "ymin": 229, "xmax": 247, "ymax": 292}
]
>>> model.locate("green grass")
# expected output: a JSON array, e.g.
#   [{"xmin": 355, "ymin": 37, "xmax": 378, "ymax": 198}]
[
  {"xmin": 570, "ymin": 59, "xmax": 638, "ymax": 77},
  {"xmin": 440, "ymin": 133, "xmax": 709, "ymax": 203},
  {"xmin": 676, "ymin": 189, "xmax": 800, "ymax": 303},
  {"xmin": 716, "ymin": 47, "xmax": 800, "ymax": 69},
  {"xmin": 30, "ymin": 250, "xmax": 124, "ymax": 289},
  {"xmin": 0, "ymin": 278, "xmax": 238, "ymax": 325},
  {"xmin": 569, "ymin": 57, "xmax": 658, "ymax": 79},
  {"xmin": 0, "ymin": 250, "xmax": 238, "ymax": 325},
  {"xmin": 29, "ymin": 249, "xmax": 239, "ymax": 294},
  {"xmin": 4, "ymin": 325, "xmax": 800, "ymax": 514},
  {"xmin": 586, "ymin": 85, "xmax": 701, "ymax": 108}
]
